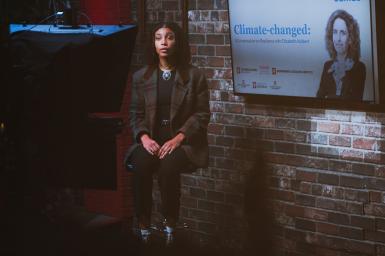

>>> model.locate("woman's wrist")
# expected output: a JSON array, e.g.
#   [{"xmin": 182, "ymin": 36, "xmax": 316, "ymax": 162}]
[
  {"xmin": 140, "ymin": 133, "xmax": 150, "ymax": 143},
  {"xmin": 175, "ymin": 132, "xmax": 185, "ymax": 143}
]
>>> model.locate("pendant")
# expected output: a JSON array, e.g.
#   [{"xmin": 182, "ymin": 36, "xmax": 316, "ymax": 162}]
[{"xmin": 162, "ymin": 70, "xmax": 172, "ymax": 81}]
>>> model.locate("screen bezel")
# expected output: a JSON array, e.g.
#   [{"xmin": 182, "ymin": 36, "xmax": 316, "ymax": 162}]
[{"xmin": 227, "ymin": 0, "xmax": 384, "ymax": 112}]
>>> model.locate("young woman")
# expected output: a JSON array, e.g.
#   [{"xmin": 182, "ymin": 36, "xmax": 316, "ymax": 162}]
[
  {"xmin": 317, "ymin": 9, "xmax": 366, "ymax": 101},
  {"xmin": 124, "ymin": 22, "xmax": 210, "ymax": 244}
]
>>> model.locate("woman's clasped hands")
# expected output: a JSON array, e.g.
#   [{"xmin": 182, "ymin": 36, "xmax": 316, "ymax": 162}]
[{"xmin": 140, "ymin": 133, "xmax": 185, "ymax": 159}]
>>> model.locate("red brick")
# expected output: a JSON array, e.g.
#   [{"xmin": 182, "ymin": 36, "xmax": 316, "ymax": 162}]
[
  {"xmin": 340, "ymin": 149, "xmax": 364, "ymax": 161},
  {"xmin": 318, "ymin": 146, "xmax": 339, "ymax": 158},
  {"xmin": 377, "ymin": 244, "xmax": 385, "ymax": 256},
  {"xmin": 296, "ymin": 144, "xmax": 318, "ymax": 156},
  {"xmin": 344, "ymin": 189, "xmax": 369, "ymax": 203},
  {"xmin": 309, "ymin": 133, "xmax": 328, "ymax": 145},
  {"xmin": 224, "ymin": 125, "xmax": 243, "ymax": 136},
  {"xmin": 197, "ymin": 45, "xmax": 215, "ymax": 56},
  {"xmin": 366, "ymin": 177, "xmax": 385, "ymax": 191},
  {"xmin": 207, "ymin": 56, "xmax": 224, "ymax": 67},
  {"xmin": 304, "ymin": 208, "xmax": 328, "ymax": 221},
  {"xmin": 215, "ymin": 136, "xmax": 233, "ymax": 146},
  {"xmin": 224, "ymin": 103, "xmax": 243, "ymax": 114},
  {"xmin": 340, "ymin": 226, "xmax": 364, "ymax": 240},
  {"xmin": 346, "ymin": 240, "xmax": 376, "ymax": 255},
  {"xmin": 266, "ymin": 129, "xmax": 284, "ymax": 140},
  {"xmin": 190, "ymin": 187, "xmax": 206, "ymax": 198},
  {"xmin": 377, "ymin": 218, "xmax": 385, "ymax": 230},
  {"xmin": 275, "ymin": 142, "xmax": 295, "ymax": 153},
  {"xmin": 284, "ymin": 131, "xmax": 308, "ymax": 143},
  {"xmin": 197, "ymin": 200, "xmax": 215, "ymax": 211},
  {"xmin": 218, "ymin": 10, "xmax": 228, "ymax": 21},
  {"xmin": 181, "ymin": 196, "xmax": 198, "ymax": 208},
  {"xmin": 284, "ymin": 228, "xmax": 306, "ymax": 241},
  {"xmin": 214, "ymin": 0, "xmax": 227, "ymax": 9},
  {"xmin": 213, "ymin": 113, "xmax": 234, "ymax": 124},
  {"xmin": 366, "ymin": 230, "xmax": 385, "ymax": 243},
  {"xmin": 285, "ymin": 204, "xmax": 305, "ymax": 217},
  {"xmin": 197, "ymin": 177, "xmax": 215, "ymax": 189},
  {"xmin": 328, "ymin": 160, "xmax": 352, "ymax": 172},
  {"xmin": 365, "ymin": 125, "xmax": 385, "ymax": 138},
  {"xmin": 340, "ymin": 175, "xmax": 367, "ymax": 189},
  {"xmin": 215, "ymin": 45, "xmax": 231, "ymax": 56},
  {"xmin": 375, "ymin": 166, "xmax": 385, "ymax": 178},
  {"xmin": 207, "ymin": 123, "xmax": 224, "ymax": 135},
  {"xmin": 296, "ymin": 120, "xmax": 317, "ymax": 131},
  {"xmin": 353, "ymin": 138, "xmax": 378, "ymax": 150},
  {"xmin": 207, "ymin": 34, "xmax": 224, "ymax": 44},
  {"xmin": 317, "ymin": 222, "xmax": 339, "ymax": 236},
  {"xmin": 329, "ymin": 135, "xmax": 351, "ymax": 147},
  {"xmin": 318, "ymin": 173, "xmax": 339, "ymax": 185},
  {"xmin": 328, "ymin": 212, "xmax": 350, "ymax": 225},
  {"xmin": 350, "ymin": 215, "xmax": 376, "ymax": 230},
  {"xmin": 364, "ymin": 203, "xmax": 385, "ymax": 217},
  {"xmin": 189, "ymin": 33, "xmax": 205, "ymax": 44},
  {"xmin": 341, "ymin": 124, "xmax": 364, "ymax": 135},
  {"xmin": 190, "ymin": 45, "xmax": 197, "ymax": 55},
  {"xmin": 295, "ymin": 218, "xmax": 316, "ymax": 232},
  {"xmin": 296, "ymin": 170, "xmax": 317, "ymax": 182},
  {"xmin": 162, "ymin": 0, "xmax": 179, "ymax": 10},
  {"xmin": 224, "ymin": 148, "xmax": 245, "ymax": 160},
  {"xmin": 364, "ymin": 152, "xmax": 385, "ymax": 164},
  {"xmin": 315, "ymin": 247, "xmax": 341, "ymax": 256},
  {"xmin": 188, "ymin": 209, "xmax": 212, "ymax": 222},
  {"xmin": 318, "ymin": 122, "xmax": 340, "ymax": 133},
  {"xmin": 295, "ymin": 194, "xmax": 316, "ymax": 207},
  {"xmin": 351, "ymin": 163, "xmax": 375, "ymax": 176},
  {"xmin": 270, "ymin": 164, "xmax": 296, "ymax": 178},
  {"xmin": 182, "ymin": 175, "xmax": 198, "ymax": 186},
  {"xmin": 270, "ymin": 189, "xmax": 295, "ymax": 202}
]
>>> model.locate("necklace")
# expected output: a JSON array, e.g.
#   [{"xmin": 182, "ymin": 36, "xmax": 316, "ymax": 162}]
[
  {"xmin": 159, "ymin": 63, "xmax": 175, "ymax": 81},
  {"xmin": 162, "ymin": 70, "xmax": 172, "ymax": 80}
]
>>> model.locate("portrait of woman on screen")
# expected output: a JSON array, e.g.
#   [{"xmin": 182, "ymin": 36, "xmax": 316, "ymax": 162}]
[{"xmin": 317, "ymin": 9, "xmax": 366, "ymax": 101}]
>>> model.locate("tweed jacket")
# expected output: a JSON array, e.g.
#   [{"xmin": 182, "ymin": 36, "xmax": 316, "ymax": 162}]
[
  {"xmin": 316, "ymin": 60, "xmax": 366, "ymax": 101},
  {"xmin": 124, "ymin": 65, "xmax": 210, "ymax": 168}
]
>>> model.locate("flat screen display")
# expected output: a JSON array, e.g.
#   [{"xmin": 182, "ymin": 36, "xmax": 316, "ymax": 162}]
[{"xmin": 228, "ymin": 0, "xmax": 379, "ymax": 103}]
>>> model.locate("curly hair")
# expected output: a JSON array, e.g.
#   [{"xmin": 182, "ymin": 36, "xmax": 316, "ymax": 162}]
[
  {"xmin": 325, "ymin": 9, "xmax": 361, "ymax": 62},
  {"xmin": 146, "ymin": 22, "xmax": 191, "ymax": 68}
]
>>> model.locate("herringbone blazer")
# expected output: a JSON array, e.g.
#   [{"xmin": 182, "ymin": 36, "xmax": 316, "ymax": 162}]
[{"xmin": 124, "ymin": 65, "xmax": 210, "ymax": 168}]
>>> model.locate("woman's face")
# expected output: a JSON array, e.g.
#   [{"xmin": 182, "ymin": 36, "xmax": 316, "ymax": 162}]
[
  {"xmin": 154, "ymin": 27, "xmax": 176, "ymax": 59},
  {"xmin": 332, "ymin": 18, "xmax": 349, "ymax": 56}
]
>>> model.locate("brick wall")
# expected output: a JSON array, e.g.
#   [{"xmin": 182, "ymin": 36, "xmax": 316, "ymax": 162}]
[{"xmin": 129, "ymin": 0, "xmax": 385, "ymax": 255}]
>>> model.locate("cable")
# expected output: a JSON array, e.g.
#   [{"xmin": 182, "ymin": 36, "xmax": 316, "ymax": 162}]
[
  {"xmin": 26, "ymin": 12, "xmax": 61, "ymax": 31},
  {"xmin": 78, "ymin": 11, "xmax": 94, "ymax": 33}
]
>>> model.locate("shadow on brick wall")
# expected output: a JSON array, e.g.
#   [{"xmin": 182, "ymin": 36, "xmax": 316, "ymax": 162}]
[{"xmin": 243, "ymin": 150, "xmax": 275, "ymax": 256}]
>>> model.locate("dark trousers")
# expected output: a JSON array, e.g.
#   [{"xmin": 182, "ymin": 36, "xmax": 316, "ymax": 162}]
[{"xmin": 129, "ymin": 145, "xmax": 190, "ymax": 222}]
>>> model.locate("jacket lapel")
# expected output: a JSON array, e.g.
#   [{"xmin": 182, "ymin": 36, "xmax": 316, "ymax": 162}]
[
  {"xmin": 170, "ymin": 69, "xmax": 188, "ymax": 121},
  {"xmin": 143, "ymin": 69, "xmax": 157, "ymax": 134}
]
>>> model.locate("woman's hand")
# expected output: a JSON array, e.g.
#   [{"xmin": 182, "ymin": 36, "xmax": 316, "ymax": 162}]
[
  {"xmin": 158, "ymin": 133, "xmax": 185, "ymax": 159},
  {"xmin": 141, "ymin": 134, "xmax": 160, "ymax": 155}
]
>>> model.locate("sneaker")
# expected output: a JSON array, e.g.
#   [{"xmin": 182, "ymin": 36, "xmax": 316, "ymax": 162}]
[
  {"xmin": 139, "ymin": 228, "xmax": 152, "ymax": 244},
  {"xmin": 163, "ymin": 226, "xmax": 175, "ymax": 246}
]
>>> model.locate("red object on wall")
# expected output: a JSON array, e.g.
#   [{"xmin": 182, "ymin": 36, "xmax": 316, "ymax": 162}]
[
  {"xmin": 80, "ymin": 0, "xmax": 134, "ymax": 220},
  {"xmin": 80, "ymin": 0, "xmax": 132, "ymax": 25}
]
